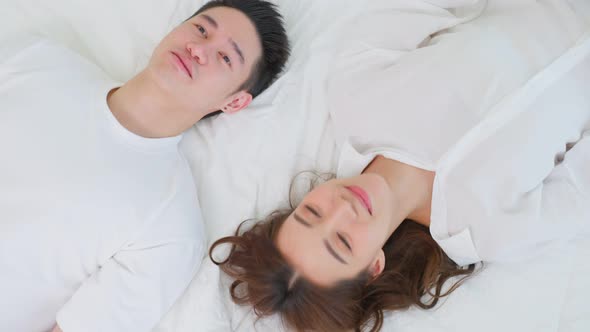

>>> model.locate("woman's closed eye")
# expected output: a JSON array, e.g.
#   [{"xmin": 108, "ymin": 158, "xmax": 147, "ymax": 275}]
[
  {"xmin": 304, "ymin": 204, "xmax": 322, "ymax": 218},
  {"xmin": 337, "ymin": 232, "xmax": 352, "ymax": 253}
]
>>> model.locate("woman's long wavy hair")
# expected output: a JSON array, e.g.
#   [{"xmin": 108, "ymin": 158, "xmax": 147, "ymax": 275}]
[{"xmin": 209, "ymin": 174, "xmax": 478, "ymax": 332}]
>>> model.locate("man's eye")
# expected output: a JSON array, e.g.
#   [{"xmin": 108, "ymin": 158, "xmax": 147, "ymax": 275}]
[
  {"xmin": 195, "ymin": 24, "xmax": 207, "ymax": 37},
  {"xmin": 221, "ymin": 54, "xmax": 231, "ymax": 65}
]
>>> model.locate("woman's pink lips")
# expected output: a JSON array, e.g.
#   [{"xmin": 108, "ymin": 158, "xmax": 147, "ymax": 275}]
[
  {"xmin": 345, "ymin": 186, "xmax": 373, "ymax": 215},
  {"xmin": 172, "ymin": 52, "xmax": 192, "ymax": 78}
]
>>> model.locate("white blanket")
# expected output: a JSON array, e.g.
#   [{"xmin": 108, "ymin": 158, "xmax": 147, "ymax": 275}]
[{"xmin": 2, "ymin": 0, "xmax": 589, "ymax": 331}]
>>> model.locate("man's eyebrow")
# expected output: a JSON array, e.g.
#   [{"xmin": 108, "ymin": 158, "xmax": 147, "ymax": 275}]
[
  {"xmin": 201, "ymin": 14, "xmax": 218, "ymax": 29},
  {"xmin": 229, "ymin": 38, "xmax": 245, "ymax": 65},
  {"xmin": 293, "ymin": 213, "xmax": 311, "ymax": 227},
  {"xmin": 324, "ymin": 239, "xmax": 347, "ymax": 265},
  {"xmin": 199, "ymin": 14, "xmax": 244, "ymax": 65}
]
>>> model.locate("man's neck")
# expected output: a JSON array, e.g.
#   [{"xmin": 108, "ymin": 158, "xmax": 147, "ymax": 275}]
[{"xmin": 106, "ymin": 71, "xmax": 203, "ymax": 139}]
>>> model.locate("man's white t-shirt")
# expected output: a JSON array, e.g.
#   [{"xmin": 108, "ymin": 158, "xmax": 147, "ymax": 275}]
[{"xmin": 0, "ymin": 36, "xmax": 205, "ymax": 332}]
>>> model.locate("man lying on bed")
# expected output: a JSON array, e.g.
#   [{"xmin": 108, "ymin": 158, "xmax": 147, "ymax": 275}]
[{"xmin": 0, "ymin": 1, "xmax": 289, "ymax": 331}]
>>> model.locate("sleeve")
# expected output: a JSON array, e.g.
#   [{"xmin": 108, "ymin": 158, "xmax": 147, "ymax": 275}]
[
  {"xmin": 434, "ymin": 35, "xmax": 590, "ymax": 263},
  {"xmin": 55, "ymin": 182, "xmax": 206, "ymax": 332},
  {"xmin": 438, "ymin": 130, "xmax": 590, "ymax": 264},
  {"xmin": 564, "ymin": 130, "xmax": 590, "ymax": 199},
  {"xmin": 546, "ymin": 130, "xmax": 590, "ymax": 231}
]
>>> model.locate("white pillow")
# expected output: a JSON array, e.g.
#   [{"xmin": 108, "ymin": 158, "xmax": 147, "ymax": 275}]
[{"xmin": 1, "ymin": 0, "xmax": 211, "ymax": 81}]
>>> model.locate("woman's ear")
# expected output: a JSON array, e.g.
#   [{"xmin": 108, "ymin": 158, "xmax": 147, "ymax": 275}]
[
  {"xmin": 220, "ymin": 91, "xmax": 252, "ymax": 114},
  {"xmin": 370, "ymin": 249, "xmax": 386, "ymax": 279}
]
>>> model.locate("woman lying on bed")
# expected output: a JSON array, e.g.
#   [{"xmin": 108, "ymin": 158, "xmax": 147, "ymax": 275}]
[{"xmin": 209, "ymin": 26, "xmax": 590, "ymax": 332}]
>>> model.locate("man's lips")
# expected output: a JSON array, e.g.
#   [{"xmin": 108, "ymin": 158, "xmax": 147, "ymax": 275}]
[
  {"xmin": 172, "ymin": 52, "xmax": 192, "ymax": 78},
  {"xmin": 345, "ymin": 186, "xmax": 373, "ymax": 215}
]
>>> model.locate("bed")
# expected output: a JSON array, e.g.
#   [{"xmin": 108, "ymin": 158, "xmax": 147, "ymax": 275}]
[{"xmin": 2, "ymin": 0, "xmax": 589, "ymax": 331}]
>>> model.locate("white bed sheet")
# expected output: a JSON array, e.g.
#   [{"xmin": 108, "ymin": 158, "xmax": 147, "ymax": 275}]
[{"xmin": 1, "ymin": 0, "xmax": 589, "ymax": 331}]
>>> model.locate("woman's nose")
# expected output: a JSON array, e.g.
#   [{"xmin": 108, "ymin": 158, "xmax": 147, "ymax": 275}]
[{"xmin": 323, "ymin": 196, "xmax": 357, "ymax": 229}]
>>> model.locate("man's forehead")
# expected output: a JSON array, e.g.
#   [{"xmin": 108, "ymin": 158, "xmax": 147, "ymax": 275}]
[
  {"xmin": 198, "ymin": 13, "xmax": 218, "ymax": 28},
  {"xmin": 194, "ymin": 7, "xmax": 255, "ymax": 38}
]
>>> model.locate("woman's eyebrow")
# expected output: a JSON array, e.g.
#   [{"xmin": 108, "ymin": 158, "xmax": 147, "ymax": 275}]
[
  {"xmin": 324, "ymin": 239, "xmax": 348, "ymax": 265},
  {"xmin": 293, "ymin": 213, "xmax": 311, "ymax": 227},
  {"xmin": 293, "ymin": 213, "xmax": 347, "ymax": 264}
]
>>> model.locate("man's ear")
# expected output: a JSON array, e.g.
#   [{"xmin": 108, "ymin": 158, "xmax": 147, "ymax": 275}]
[
  {"xmin": 220, "ymin": 91, "xmax": 252, "ymax": 114},
  {"xmin": 370, "ymin": 249, "xmax": 386, "ymax": 279}
]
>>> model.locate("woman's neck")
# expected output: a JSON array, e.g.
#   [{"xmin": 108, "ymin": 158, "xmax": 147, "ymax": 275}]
[{"xmin": 363, "ymin": 155, "xmax": 435, "ymax": 228}]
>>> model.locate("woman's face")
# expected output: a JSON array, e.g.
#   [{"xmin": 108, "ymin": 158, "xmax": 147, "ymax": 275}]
[{"xmin": 276, "ymin": 173, "xmax": 397, "ymax": 286}]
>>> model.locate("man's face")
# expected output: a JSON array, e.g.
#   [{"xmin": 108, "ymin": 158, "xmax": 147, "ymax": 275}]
[{"xmin": 147, "ymin": 6, "xmax": 262, "ymax": 117}]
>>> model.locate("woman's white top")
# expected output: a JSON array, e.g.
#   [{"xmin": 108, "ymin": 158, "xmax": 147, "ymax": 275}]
[{"xmin": 329, "ymin": 14, "xmax": 590, "ymax": 265}]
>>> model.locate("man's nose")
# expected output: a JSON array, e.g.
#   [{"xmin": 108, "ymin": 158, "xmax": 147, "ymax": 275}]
[{"xmin": 186, "ymin": 42, "xmax": 209, "ymax": 65}]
